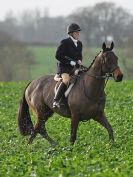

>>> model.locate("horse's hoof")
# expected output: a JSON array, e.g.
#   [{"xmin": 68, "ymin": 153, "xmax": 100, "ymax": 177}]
[
  {"xmin": 109, "ymin": 138, "xmax": 115, "ymax": 144},
  {"xmin": 27, "ymin": 139, "xmax": 33, "ymax": 145},
  {"xmin": 106, "ymin": 139, "xmax": 115, "ymax": 149},
  {"xmin": 27, "ymin": 136, "xmax": 34, "ymax": 145}
]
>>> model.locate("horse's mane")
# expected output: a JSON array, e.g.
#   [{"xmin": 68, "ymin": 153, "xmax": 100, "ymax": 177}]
[{"xmin": 87, "ymin": 51, "xmax": 101, "ymax": 70}]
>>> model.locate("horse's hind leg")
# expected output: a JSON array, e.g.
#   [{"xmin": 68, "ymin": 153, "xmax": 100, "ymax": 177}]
[
  {"xmin": 94, "ymin": 113, "xmax": 114, "ymax": 141},
  {"xmin": 28, "ymin": 105, "xmax": 56, "ymax": 146},
  {"xmin": 39, "ymin": 122, "xmax": 57, "ymax": 147},
  {"xmin": 38, "ymin": 106, "xmax": 57, "ymax": 147}
]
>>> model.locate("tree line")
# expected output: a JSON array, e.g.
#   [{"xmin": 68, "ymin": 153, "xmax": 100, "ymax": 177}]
[
  {"xmin": 0, "ymin": 2, "xmax": 133, "ymax": 81},
  {"xmin": 0, "ymin": 2, "xmax": 133, "ymax": 47}
]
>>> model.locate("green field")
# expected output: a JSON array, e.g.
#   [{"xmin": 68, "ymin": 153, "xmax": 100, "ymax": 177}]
[
  {"xmin": 30, "ymin": 47, "xmax": 56, "ymax": 78},
  {"xmin": 30, "ymin": 47, "xmax": 127, "ymax": 79},
  {"xmin": 0, "ymin": 81, "xmax": 133, "ymax": 177}
]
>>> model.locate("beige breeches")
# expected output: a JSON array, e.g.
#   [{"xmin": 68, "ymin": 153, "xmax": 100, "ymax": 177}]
[{"xmin": 61, "ymin": 73, "xmax": 70, "ymax": 86}]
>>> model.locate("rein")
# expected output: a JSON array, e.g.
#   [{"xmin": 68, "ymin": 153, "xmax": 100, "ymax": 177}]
[
  {"xmin": 86, "ymin": 73, "xmax": 112, "ymax": 90},
  {"xmin": 86, "ymin": 73, "xmax": 112, "ymax": 79},
  {"xmin": 82, "ymin": 73, "xmax": 110, "ymax": 102}
]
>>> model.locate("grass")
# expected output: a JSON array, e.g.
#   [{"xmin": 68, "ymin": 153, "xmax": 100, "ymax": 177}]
[
  {"xmin": 0, "ymin": 80, "xmax": 133, "ymax": 177},
  {"xmin": 30, "ymin": 47, "xmax": 56, "ymax": 78}
]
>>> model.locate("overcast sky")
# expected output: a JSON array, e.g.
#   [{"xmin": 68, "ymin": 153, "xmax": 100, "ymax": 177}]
[{"xmin": 0, "ymin": 0, "xmax": 133, "ymax": 19}]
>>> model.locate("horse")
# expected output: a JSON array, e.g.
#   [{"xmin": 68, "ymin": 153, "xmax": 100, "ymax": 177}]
[{"xmin": 17, "ymin": 42, "xmax": 123, "ymax": 146}]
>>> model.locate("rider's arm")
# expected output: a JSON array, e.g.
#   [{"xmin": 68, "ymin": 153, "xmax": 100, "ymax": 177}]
[
  {"xmin": 77, "ymin": 41, "xmax": 83, "ymax": 62},
  {"xmin": 55, "ymin": 39, "xmax": 70, "ymax": 64}
]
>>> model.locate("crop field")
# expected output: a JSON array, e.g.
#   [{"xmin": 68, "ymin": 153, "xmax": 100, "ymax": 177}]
[{"xmin": 0, "ymin": 80, "xmax": 133, "ymax": 177}]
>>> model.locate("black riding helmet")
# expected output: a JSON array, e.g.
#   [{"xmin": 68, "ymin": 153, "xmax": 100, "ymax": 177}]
[{"xmin": 67, "ymin": 23, "xmax": 81, "ymax": 34}]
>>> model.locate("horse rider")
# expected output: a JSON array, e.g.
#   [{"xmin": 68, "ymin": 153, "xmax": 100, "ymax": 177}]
[{"xmin": 53, "ymin": 23, "xmax": 83, "ymax": 108}]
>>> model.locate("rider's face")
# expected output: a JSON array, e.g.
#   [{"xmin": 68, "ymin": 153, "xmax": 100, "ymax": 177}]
[{"xmin": 72, "ymin": 31, "xmax": 80, "ymax": 40}]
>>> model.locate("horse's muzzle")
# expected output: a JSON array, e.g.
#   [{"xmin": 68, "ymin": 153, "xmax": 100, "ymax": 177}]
[{"xmin": 113, "ymin": 67, "xmax": 123, "ymax": 82}]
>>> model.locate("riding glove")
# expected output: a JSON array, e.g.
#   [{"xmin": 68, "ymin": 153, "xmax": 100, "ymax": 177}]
[{"xmin": 70, "ymin": 61, "xmax": 76, "ymax": 66}]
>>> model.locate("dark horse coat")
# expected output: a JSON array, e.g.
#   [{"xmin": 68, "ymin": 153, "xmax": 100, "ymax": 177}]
[
  {"xmin": 17, "ymin": 42, "xmax": 123, "ymax": 146},
  {"xmin": 56, "ymin": 37, "xmax": 83, "ymax": 74}
]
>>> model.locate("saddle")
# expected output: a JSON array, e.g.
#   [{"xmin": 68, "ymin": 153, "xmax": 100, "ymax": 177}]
[
  {"xmin": 54, "ymin": 70, "xmax": 80, "ymax": 98},
  {"xmin": 54, "ymin": 66, "xmax": 88, "ymax": 97}
]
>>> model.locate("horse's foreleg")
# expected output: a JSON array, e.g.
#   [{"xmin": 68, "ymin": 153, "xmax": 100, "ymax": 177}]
[
  {"xmin": 70, "ymin": 114, "xmax": 80, "ymax": 144},
  {"xmin": 95, "ymin": 114, "xmax": 114, "ymax": 141}
]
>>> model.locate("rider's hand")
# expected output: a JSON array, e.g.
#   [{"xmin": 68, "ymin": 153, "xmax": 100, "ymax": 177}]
[
  {"xmin": 70, "ymin": 60, "xmax": 76, "ymax": 66},
  {"xmin": 77, "ymin": 60, "xmax": 82, "ymax": 65}
]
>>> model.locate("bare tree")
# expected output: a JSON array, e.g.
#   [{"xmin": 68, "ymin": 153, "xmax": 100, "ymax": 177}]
[{"xmin": 69, "ymin": 2, "xmax": 132, "ymax": 47}]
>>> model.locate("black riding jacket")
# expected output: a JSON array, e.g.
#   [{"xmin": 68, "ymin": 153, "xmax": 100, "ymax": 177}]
[{"xmin": 55, "ymin": 37, "xmax": 83, "ymax": 74}]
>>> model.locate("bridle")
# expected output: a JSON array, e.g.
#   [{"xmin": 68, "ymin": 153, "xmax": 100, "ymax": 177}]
[
  {"xmin": 101, "ymin": 51, "xmax": 119, "ymax": 76},
  {"xmin": 81, "ymin": 50, "xmax": 119, "ymax": 91},
  {"xmin": 81, "ymin": 42, "xmax": 122, "ymax": 103},
  {"xmin": 85, "ymin": 50, "xmax": 119, "ymax": 84}
]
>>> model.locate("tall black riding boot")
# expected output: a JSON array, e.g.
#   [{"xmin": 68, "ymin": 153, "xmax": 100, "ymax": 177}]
[{"xmin": 53, "ymin": 82, "xmax": 66, "ymax": 108}]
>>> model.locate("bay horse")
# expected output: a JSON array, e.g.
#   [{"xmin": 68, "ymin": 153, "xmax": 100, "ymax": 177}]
[{"xmin": 17, "ymin": 42, "xmax": 123, "ymax": 146}]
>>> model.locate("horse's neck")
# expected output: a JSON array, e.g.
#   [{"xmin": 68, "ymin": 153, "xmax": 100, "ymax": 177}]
[
  {"xmin": 83, "ymin": 59, "xmax": 105, "ymax": 96},
  {"xmin": 88, "ymin": 58, "xmax": 101, "ymax": 76}
]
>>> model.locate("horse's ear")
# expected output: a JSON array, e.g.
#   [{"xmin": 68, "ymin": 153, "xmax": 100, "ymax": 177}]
[
  {"xmin": 102, "ymin": 42, "xmax": 106, "ymax": 51},
  {"xmin": 110, "ymin": 41, "xmax": 114, "ymax": 50}
]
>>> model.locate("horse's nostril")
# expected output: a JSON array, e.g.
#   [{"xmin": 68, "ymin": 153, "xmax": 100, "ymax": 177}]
[{"xmin": 116, "ymin": 74, "xmax": 123, "ymax": 82}]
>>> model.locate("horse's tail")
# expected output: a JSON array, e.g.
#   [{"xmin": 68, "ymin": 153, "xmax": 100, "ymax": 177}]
[{"xmin": 17, "ymin": 83, "xmax": 34, "ymax": 136}]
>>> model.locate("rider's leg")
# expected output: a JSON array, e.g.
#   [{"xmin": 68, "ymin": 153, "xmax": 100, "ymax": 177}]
[
  {"xmin": 53, "ymin": 73, "xmax": 70, "ymax": 108},
  {"xmin": 61, "ymin": 73, "xmax": 70, "ymax": 86}
]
